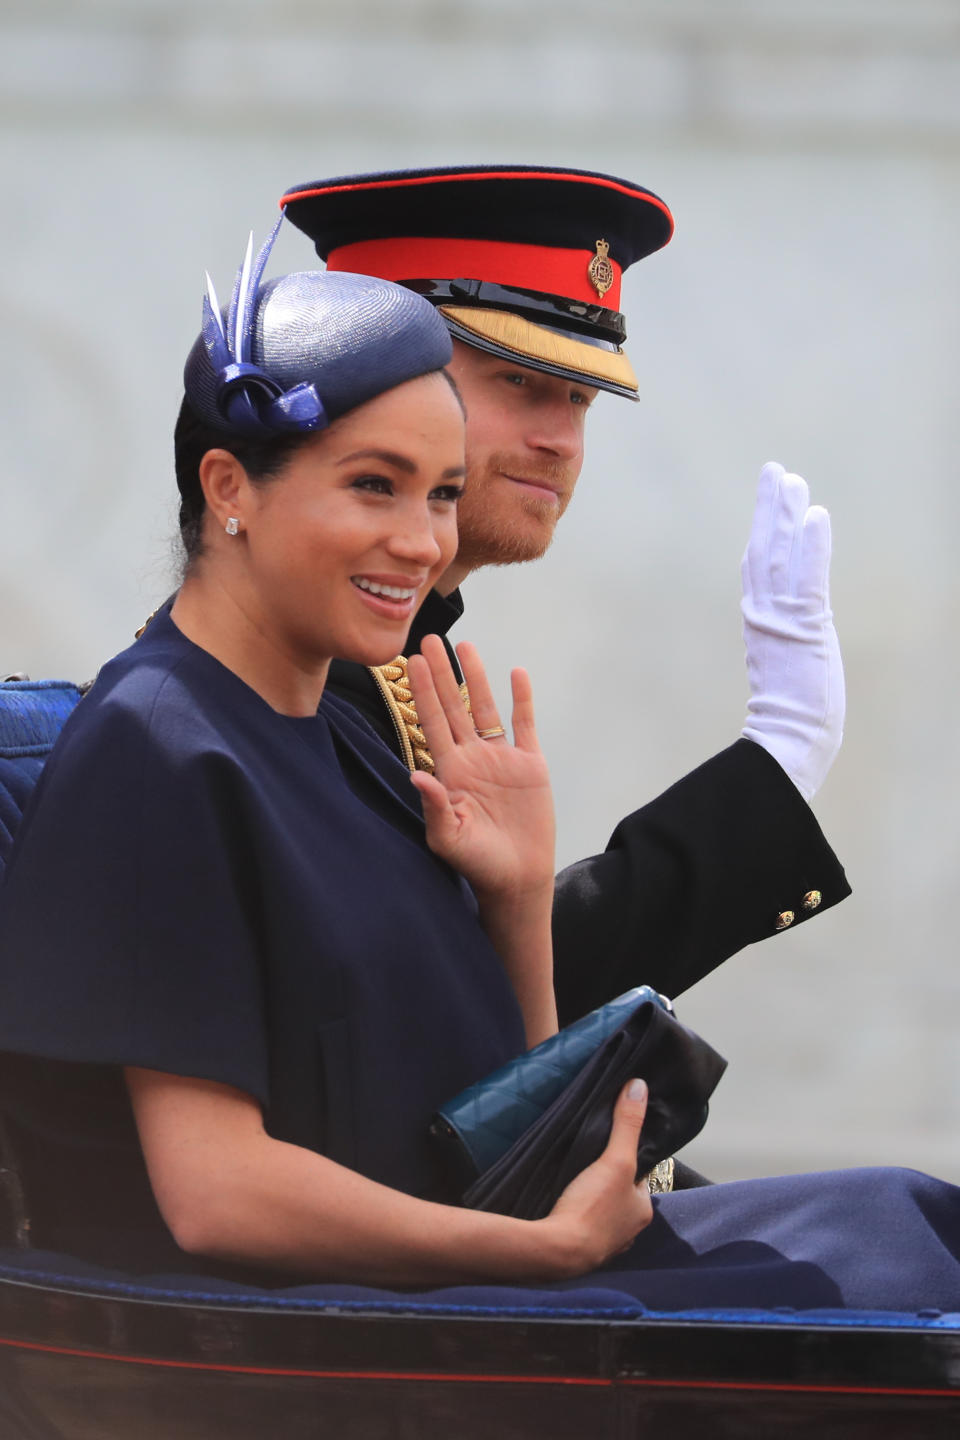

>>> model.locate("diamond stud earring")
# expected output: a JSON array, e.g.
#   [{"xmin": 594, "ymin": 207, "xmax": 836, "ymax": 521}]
[{"xmin": 225, "ymin": 517, "xmax": 241, "ymax": 536}]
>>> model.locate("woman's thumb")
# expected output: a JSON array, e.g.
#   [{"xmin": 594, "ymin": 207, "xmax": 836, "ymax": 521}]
[
  {"xmin": 604, "ymin": 1078, "xmax": 648, "ymax": 1166},
  {"xmin": 409, "ymin": 772, "xmax": 456, "ymax": 848}
]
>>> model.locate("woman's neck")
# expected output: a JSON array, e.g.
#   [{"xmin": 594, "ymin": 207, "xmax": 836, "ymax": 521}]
[{"xmin": 171, "ymin": 573, "xmax": 330, "ymax": 718}]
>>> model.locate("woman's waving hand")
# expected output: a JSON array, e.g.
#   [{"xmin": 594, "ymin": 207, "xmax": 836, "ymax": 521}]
[
  {"xmin": 407, "ymin": 636, "xmax": 555, "ymax": 903},
  {"xmin": 408, "ymin": 636, "xmax": 557, "ymax": 1046}
]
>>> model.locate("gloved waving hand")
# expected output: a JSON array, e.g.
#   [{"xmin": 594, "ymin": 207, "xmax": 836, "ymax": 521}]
[{"xmin": 740, "ymin": 462, "xmax": 845, "ymax": 802}]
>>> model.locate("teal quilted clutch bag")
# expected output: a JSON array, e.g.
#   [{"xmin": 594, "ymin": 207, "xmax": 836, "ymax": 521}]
[
  {"xmin": 433, "ymin": 988, "xmax": 727, "ymax": 1219},
  {"xmin": 432, "ymin": 986, "xmax": 670, "ymax": 1182}
]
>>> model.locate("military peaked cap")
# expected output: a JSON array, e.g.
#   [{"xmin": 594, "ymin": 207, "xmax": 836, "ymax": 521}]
[{"xmin": 280, "ymin": 164, "xmax": 675, "ymax": 400}]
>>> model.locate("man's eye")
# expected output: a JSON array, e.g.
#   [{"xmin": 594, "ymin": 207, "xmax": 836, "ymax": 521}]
[
  {"xmin": 501, "ymin": 371, "xmax": 527, "ymax": 387},
  {"xmin": 352, "ymin": 475, "xmax": 393, "ymax": 495}
]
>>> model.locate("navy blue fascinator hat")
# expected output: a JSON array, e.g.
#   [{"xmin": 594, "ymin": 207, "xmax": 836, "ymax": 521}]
[{"xmin": 182, "ymin": 216, "xmax": 453, "ymax": 447}]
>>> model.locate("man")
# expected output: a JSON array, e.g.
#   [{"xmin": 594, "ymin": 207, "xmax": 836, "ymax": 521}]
[{"xmin": 281, "ymin": 164, "xmax": 848, "ymax": 1025}]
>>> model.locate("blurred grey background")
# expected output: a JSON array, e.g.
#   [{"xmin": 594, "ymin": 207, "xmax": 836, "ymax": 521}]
[{"xmin": 2, "ymin": 0, "xmax": 958, "ymax": 1183}]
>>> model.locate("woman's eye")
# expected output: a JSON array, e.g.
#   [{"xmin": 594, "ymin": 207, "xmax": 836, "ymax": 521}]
[
  {"xmin": 351, "ymin": 475, "xmax": 393, "ymax": 496},
  {"xmin": 430, "ymin": 485, "xmax": 464, "ymax": 504}
]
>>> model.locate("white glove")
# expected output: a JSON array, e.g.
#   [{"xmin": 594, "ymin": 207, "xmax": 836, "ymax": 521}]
[{"xmin": 740, "ymin": 462, "xmax": 845, "ymax": 802}]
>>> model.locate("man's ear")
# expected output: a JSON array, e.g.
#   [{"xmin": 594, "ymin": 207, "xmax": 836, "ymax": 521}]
[{"xmin": 198, "ymin": 449, "xmax": 250, "ymax": 534}]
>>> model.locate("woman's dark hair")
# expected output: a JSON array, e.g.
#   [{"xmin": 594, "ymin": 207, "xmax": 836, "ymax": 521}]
[
  {"xmin": 441, "ymin": 366, "xmax": 466, "ymax": 419},
  {"xmin": 174, "ymin": 398, "xmax": 315, "ymax": 568}
]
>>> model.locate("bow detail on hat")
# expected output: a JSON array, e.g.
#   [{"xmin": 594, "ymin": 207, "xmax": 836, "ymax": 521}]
[{"xmin": 201, "ymin": 216, "xmax": 328, "ymax": 438}]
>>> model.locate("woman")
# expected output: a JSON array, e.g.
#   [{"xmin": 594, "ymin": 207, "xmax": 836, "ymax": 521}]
[
  {"xmin": 0, "ymin": 223, "xmax": 651, "ymax": 1286},
  {"xmin": 0, "ymin": 221, "xmax": 958, "ymax": 1310}
]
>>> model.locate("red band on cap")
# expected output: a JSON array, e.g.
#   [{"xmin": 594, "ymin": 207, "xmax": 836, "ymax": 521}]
[{"xmin": 325, "ymin": 237, "xmax": 623, "ymax": 309}]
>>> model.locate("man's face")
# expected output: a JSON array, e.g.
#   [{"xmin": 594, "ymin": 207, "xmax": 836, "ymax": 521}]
[{"xmin": 444, "ymin": 341, "xmax": 597, "ymax": 577}]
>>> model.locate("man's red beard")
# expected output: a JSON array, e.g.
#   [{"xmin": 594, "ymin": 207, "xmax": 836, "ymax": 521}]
[{"xmin": 454, "ymin": 451, "xmax": 576, "ymax": 572}]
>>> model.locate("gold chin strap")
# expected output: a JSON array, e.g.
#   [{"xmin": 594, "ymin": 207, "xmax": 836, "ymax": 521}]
[{"xmin": 368, "ymin": 656, "xmax": 471, "ymax": 773}]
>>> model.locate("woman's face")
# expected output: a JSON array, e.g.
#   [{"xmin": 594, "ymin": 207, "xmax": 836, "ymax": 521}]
[{"xmin": 231, "ymin": 372, "xmax": 465, "ymax": 669}]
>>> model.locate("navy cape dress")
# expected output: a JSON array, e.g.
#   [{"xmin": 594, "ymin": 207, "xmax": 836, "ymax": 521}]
[{"xmin": 0, "ymin": 609, "xmax": 958, "ymax": 1311}]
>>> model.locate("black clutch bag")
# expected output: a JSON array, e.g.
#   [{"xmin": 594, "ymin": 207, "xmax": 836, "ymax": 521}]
[{"xmin": 432, "ymin": 990, "xmax": 727, "ymax": 1222}]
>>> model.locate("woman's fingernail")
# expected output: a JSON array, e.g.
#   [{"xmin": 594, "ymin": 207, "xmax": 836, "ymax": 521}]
[{"xmin": 627, "ymin": 1078, "xmax": 648, "ymax": 1103}]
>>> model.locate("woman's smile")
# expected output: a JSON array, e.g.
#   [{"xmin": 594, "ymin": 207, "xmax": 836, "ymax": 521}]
[{"xmin": 350, "ymin": 571, "xmax": 427, "ymax": 621}]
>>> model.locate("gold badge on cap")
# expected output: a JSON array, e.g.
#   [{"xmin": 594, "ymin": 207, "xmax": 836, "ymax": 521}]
[{"xmin": 588, "ymin": 238, "xmax": 614, "ymax": 298}]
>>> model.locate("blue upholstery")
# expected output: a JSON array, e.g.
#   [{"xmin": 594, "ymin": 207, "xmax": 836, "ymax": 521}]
[
  {"xmin": 0, "ymin": 679, "xmax": 83, "ymax": 880},
  {"xmin": 0, "ymin": 1249, "xmax": 957, "ymax": 1327}
]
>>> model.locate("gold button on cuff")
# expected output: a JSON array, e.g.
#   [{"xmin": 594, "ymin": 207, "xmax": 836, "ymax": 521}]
[
  {"xmin": 775, "ymin": 910, "xmax": 795, "ymax": 931},
  {"xmin": 802, "ymin": 889, "xmax": 822, "ymax": 911}
]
